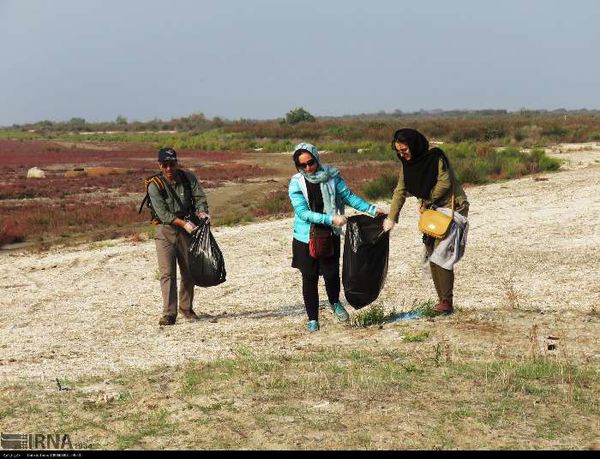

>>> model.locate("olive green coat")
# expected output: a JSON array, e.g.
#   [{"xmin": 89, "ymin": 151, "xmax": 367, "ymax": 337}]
[
  {"xmin": 148, "ymin": 170, "xmax": 208, "ymax": 225},
  {"xmin": 388, "ymin": 156, "xmax": 469, "ymax": 222}
]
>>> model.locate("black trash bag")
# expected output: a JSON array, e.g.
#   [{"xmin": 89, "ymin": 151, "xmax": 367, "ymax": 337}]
[
  {"xmin": 342, "ymin": 214, "xmax": 389, "ymax": 309},
  {"xmin": 188, "ymin": 220, "xmax": 226, "ymax": 287}
]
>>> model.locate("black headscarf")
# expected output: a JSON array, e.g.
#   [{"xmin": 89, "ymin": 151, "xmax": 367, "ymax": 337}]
[{"xmin": 392, "ymin": 128, "xmax": 444, "ymax": 199}]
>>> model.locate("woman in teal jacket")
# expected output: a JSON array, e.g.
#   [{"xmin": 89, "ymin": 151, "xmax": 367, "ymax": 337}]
[{"xmin": 288, "ymin": 142, "xmax": 383, "ymax": 332}]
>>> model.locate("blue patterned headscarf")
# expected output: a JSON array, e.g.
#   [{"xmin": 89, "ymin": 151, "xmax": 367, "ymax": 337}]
[{"xmin": 293, "ymin": 142, "xmax": 343, "ymax": 230}]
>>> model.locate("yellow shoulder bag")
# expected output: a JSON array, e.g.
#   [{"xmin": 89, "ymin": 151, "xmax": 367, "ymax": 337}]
[{"xmin": 418, "ymin": 194, "xmax": 454, "ymax": 239}]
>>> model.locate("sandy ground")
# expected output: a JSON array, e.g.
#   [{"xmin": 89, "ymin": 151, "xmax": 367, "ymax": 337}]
[{"xmin": 1, "ymin": 144, "xmax": 599, "ymax": 384}]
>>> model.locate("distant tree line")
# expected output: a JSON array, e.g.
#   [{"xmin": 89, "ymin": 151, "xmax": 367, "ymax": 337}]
[
  {"xmin": 3, "ymin": 107, "xmax": 600, "ymax": 146},
  {"xmin": 6, "ymin": 107, "xmax": 600, "ymax": 133}
]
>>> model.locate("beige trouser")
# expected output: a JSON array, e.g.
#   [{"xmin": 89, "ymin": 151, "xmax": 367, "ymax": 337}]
[{"xmin": 155, "ymin": 224, "xmax": 195, "ymax": 317}]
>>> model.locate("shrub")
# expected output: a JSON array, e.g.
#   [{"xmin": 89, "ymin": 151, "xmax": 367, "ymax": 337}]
[
  {"xmin": 0, "ymin": 221, "xmax": 25, "ymax": 246},
  {"xmin": 252, "ymin": 190, "xmax": 292, "ymax": 217},
  {"xmin": 350, "ymin": 143, "xmax": 394, "ymax": 161},
  {"xmin": 538, "ymin": 155, "xmax": 561, "ymax": 171},
  {"xmin": 362, "ymin": 174, "xmax": 398, "ymax": 200},
  {"xmin": 261, "ymin": 140, "xmax": 295, "ymax": 152},
  {"xmin": 439, "ymin": 144, "xmax": 560, "ymax": 183},
  {"xmin": 530, "ymin": 148, "xmax": 561, "ymax": 171},
  {"xmin": 441, "ymin": 143, "xmax": 491, "ymax": 184},
  {"xmin": 502, "ymin": 157, "xmax": 528, "ymax": 179},
  {"xmin": 541, "ymin": 125, "xmax": 569, "ymax": 139},
  {"xmin": 453, "ymin": 160, "xmax": 489, "ymax": 184},
  {"xmin": 285, "ymin": 107, "xmax": 316, "ymax": 125}
]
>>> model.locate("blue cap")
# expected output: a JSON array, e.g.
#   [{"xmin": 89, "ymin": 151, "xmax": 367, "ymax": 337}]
[{"xmin": 158, "ymin": 147, "xmax": 177, "ymax": 162}]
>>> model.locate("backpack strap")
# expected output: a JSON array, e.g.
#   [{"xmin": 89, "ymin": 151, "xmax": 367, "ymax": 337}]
[
  {"xmin": 138, "ymin": 174, "xmax": 167, "ymax": 214},
  {"xmin": 177, "ymin": 170, "xmax": 196, "ymax": 211},
  {"xmin": 162, "ymin": 170, "xmax": 195, "ymax": 216}
]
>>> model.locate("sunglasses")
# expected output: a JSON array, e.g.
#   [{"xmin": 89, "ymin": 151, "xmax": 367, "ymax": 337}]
[{"xmin": 298, "ymin": 159, "xmax": 316, "ymax": 168}]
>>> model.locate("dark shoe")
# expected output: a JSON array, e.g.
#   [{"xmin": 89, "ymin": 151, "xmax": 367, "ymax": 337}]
[
  {"xmin": 179, "ymin": 309, "xmax": 200, "ymax": 321},
  {"xmin": 158, "ymin": 315, "xmax": 176, "ymax": 326},
  {"xmin": 432, "ymin": 299, "xmax": 454, "ymax": 315}
]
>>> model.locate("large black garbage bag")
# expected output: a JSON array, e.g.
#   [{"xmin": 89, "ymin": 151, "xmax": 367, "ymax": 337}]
[
  {"xmin": 188, "ymin": 220, "xmax": 226, "ymax": 287},
  {"xmin": 342, "ymin": 214, "xmax": 389, "ymax": 309}
]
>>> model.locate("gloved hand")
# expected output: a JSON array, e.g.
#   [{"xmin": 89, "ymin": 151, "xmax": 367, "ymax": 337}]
[
  {"xmin": 332, "ymin": 215, "xmax": 347, "ymax": 227},
  {"xmin": 183, "ymin": 221, "xmax": 198, "ymax": 234},
  {"xmin": 196, "ymin": 211, "xmax": 211, "ymax": 222},
  {"xmin": 382, "ymin": 218, "xmax": 396, "ymax": 232}
]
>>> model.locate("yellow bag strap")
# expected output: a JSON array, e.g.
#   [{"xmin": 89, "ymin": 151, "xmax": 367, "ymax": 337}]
[
  {"xmin": 145, "ymin": 175, "xmax": 165, "ymax": 191},
  {"xmin": 139, "ymin": 175, "xmax": 167, "ymax": 215}
]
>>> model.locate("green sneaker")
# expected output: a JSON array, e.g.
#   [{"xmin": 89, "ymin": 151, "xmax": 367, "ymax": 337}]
[
  {"xmin": 330, "ymin": 302, "xmax": 349, "ymax": 322},
  {"xmin": 306, "ymin": 320, "xmax": 320, "ymax": 333}
]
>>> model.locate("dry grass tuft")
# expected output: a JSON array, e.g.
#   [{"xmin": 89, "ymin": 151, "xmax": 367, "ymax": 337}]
[{"xmin": 501, "ymin": 274, "xmax": 522, "ymax": 310}]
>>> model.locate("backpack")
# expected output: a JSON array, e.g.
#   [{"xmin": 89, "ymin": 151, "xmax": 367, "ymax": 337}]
[{"xmin": 138, "ymin": 171, "xmax": 195, "ymax": 224}]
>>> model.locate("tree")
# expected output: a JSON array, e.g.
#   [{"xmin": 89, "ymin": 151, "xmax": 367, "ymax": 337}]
[
  {"xmin": 68, "ymin": 117, "xmax": 86, "ymax": 131},
  {"xmin": 285, "ymin": 107, "xmax": 316, "ymax": 125},
  {"xmin": 115, "ymin": 115, "xmax": 128, "ymax": 125}
]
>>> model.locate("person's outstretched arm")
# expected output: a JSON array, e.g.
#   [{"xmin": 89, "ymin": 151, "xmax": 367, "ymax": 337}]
[{"xmin": 335, "ymin": 176, "xmax": 378, "ymax": 216}]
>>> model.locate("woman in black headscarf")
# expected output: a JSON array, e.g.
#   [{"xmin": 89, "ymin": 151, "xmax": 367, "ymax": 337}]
[{"xmin": 383, "ymin": 128, "xmax": 469, "ymax": 315}]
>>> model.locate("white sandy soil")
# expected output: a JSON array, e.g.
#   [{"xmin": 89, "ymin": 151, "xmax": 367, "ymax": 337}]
[{"xmin": 1, "ymin": 144, "xmax": 599, "ymax": 384}]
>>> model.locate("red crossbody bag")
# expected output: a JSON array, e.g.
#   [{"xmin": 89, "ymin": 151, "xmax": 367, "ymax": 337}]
[{"xmin": 309, "ymin": 224, "xmax": 334, "ymax": 258}]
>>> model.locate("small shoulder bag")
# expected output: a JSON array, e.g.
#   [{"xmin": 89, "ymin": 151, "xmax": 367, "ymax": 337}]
[
  {"xmin": 418, "ymin": 194, "xmax": 454, "ymax": 239},
  {"xmin": 418, "ymin": 153, "xmax": 455, "ymax": 239},
  {"xmin": 309, "ymin": 224, "xmax": 334, "ymax": 258}
]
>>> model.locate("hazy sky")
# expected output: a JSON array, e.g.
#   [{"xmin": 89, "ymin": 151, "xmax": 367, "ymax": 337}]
[{"xmin": 1, "ymin": 0, "xmax": 599, "ymax": 125}]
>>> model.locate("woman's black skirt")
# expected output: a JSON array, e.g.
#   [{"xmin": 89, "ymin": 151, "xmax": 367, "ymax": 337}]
[{"xmin": 291, "ymin": 235, "xmax": 341, "ymax": 277}]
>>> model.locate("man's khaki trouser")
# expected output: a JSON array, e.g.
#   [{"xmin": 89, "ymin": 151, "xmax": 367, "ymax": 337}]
[{"xmin": 155, "ymin": 224, "xmax": 195, "ymax": 317}]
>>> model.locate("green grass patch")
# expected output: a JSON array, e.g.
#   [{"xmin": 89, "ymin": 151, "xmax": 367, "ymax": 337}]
[
  {"xmin": 350, "ymin": 304, "xmax": 398, "ymax": 327},
  {"xmin": 115, "ymin": 409, "xmax": 176, "ymax": 449},
  {"xmin": 399, "ymin": 331, "xmax": 430, "ymax": 342},
  {"xmin": 1, "ymin": 347, "xmax": 598, "ymax": 449}
]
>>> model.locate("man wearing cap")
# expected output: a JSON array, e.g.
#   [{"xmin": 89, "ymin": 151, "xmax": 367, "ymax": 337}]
[{"xmin": 148, "ymin": 147, "xmax": 210, "ymax": 326}]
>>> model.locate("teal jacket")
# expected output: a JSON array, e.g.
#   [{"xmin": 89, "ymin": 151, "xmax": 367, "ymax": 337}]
[{"xmin": 288, "ymin": 172, "xmax": 377, "ymax": 243}]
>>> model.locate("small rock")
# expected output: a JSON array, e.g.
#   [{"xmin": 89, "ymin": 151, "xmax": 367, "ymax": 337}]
[{"xmin": 27, "ymin": 167, "xmax": 46, "ymax": 179}]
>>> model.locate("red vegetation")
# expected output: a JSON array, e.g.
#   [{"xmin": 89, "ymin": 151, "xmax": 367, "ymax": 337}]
[
  {"xmin": 0, "ymin": 140, "xmax": 245, "ymax": 167},
  {"xmin": 0, "ymin": 140, "xmax": 278, "ymax": 245},
  {"xmin": 0, "ymin": 140, "xmax": 276, "ymax": 199},
  {"xmin": 0, "ymin": 198, "xmax": 144, "ymax": 246}
]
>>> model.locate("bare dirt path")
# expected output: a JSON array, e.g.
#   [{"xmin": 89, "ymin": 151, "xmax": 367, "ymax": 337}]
[{"xmin": 1, "ymin": 144, "xmax": 599, "ymax": 384}]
